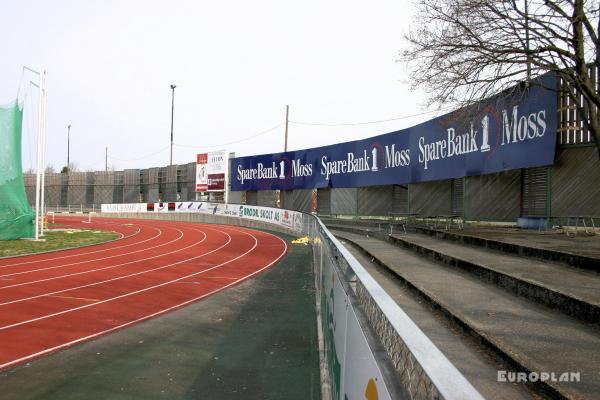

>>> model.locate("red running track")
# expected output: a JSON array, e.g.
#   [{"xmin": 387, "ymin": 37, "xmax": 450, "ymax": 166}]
[{"xmin": 0, "ymin": 216, "xmax": 288, "ymax": 371}]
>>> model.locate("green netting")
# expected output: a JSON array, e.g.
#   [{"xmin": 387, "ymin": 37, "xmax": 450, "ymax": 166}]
[{"xmin": 0, "ymin": 101, "xmax": 34, "ymax": 240}]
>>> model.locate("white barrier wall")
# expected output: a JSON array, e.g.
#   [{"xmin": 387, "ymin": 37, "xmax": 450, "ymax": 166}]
[
  {"xmin": 320, "ymin": 248, "xmax": 395, "ymax": 400},
  {"xmin": 100, "ymin": 203, "xmax": 483, "ymax": 400},
  {"xmin": 101, "ymin": 202, "xmax": 304, "ymax": 233}
]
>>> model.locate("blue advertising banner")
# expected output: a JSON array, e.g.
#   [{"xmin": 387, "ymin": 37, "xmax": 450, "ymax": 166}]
[{"xmin": 231, "ymin": 76, "xmax": 557, "ymax": 191}]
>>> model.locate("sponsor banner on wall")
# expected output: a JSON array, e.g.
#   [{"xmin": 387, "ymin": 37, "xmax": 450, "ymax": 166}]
[
  {"xmin": 101, "ymin": 203, "xmax": 146, "ymax": 213},
  {"xmin": 100, "ymin": 202, "xmax": 304, "ymax": 233},
  {"xmin": 208, "ymin": 174, "xmax": 225, "ymax": 191},
  {"xmin": 154, "ymin": 202, "xmax": 170, "ymax": 213},
  {"xmin": 320, "ymin": 252, "xmax": 392, "ymax": 400},
  {"xmin": 236, "ymin": 204, "xmax": 297, "ymax": 230},
  {"xmin": 231, "ymin": 75, "xmax": 557, "ymax": 191},
  {"xmin": 321, "ymin": 257, "xmax": 343, "ymax": 399},
  {"xmin": 343, "ymin": 305, "xmax": 393, "ymax": 400},
  {"xmin": 196, "ymin": 153, "xmax": 208, "ymax": 192},
  {"xmin": 208, "ymin": 150, "xmax": 227, "ymax": 192}
]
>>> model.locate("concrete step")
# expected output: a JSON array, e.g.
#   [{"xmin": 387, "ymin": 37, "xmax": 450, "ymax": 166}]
[
  {"xmin": 327, "ymin": 224, "xmax": 600, "ymax": 325},
  {"xmin": 339, "ymin": 239, "xmax": 539, "ymax": 400},
  {"xmin": 331, "ymin": 229, "xmax": 600, "ymax": 400},
  {"xmin": 413, "ymin": 226, "xmax": 600, "ymax": 273},
  {"xmin": 320, "ymin": 217, "xmax": 600, "ymax": 272}
]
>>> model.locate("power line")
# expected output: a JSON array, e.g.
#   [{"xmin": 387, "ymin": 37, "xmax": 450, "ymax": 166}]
[
  {"xmin": 80, "ymin": 122, "xmax": 284, "ymax": 168},
  {"xmin": 289, "ymin": 107, "xmax": 453, "ymax": 127},
  {"xmin": 174, "ymin": 122, "xmax": 284, "ymax": 149},
  {"xmin": 109, "ymin": 145, "xmax": 170, "ymax": 162}
]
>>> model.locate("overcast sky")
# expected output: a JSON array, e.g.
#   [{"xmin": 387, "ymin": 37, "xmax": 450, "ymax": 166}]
[{"xmin": 0, "ymin": 0, "xmax": 442, "ymax": 172}]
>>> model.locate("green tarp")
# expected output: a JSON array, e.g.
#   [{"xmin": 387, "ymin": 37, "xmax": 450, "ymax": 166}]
[{"xmin": 0, "ymin": 102, "xmax": 34, "ymax": 240}]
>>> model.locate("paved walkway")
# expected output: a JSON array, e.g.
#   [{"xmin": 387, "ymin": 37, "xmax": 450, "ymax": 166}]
[
  {"xmin": 0, "ymin": 234, "xmax": 320, "ymax": 400},
  {"xmin": 435, "ymin": 225, "xmax": 600, "ymax": 261}
]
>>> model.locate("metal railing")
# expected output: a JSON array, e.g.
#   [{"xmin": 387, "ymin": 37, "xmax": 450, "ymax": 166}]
[
  {"xmin": 308, "ymin": 215, "xmax": 484, "ymax": 400},
  {"xmin": 98, "ymin": 204, "xmax": 484, "ymax": 399},
  {"xmin": 32, "ymin": 204, "xmax": 100, "ymax": 214}
]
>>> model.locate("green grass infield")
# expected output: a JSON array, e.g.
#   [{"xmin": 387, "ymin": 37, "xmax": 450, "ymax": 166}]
[{"xmin": 0, "ymin": 229, "xmax": 120, "ymax": 258}]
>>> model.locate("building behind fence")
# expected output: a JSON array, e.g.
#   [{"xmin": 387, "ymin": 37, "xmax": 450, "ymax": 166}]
[
  {"xmin": 24, "ymin": 145, "xmax": 600, "ymax": 221},
  {"xmin": 24, "ymin": 78, "xmax": 600, "ymax": 220}
]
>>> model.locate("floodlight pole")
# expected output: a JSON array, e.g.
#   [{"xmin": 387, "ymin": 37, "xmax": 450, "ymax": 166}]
[
  {"xmin": 67, "ymin": 124, "xmax": 71, "ymax": 172},
  {"xmin": 170, "ymin": 84, "xmax": 176, "ymax": 166},
  {"xmin": 284, "ymin": 105, "xmax": 289, "ymax": 152}
]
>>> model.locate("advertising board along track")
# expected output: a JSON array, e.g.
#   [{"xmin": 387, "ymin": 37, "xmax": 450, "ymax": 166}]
[{"xmin": 100, "ymin": 202, "xmax": 485, "ymax": 400}]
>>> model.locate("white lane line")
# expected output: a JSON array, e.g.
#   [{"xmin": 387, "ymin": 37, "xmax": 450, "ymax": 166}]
[
  {"xmin": 0, "ymin": 229, "xmax": 288, "ymax": 372},
  {"xmin": 0, "ymin": 225, "xmax": 271, "ymax": 331},
  {"xmin": 0, "ymin": 226, "xmax": 174, "ymax": 280},
  {"xmin": 47, "ymin": 295, "xmax": 100, "ymax": 302},
  {"xmin": 0, "ymin": 221, "xmax": 151, "ymax": 269},
  {"xmin": 0, "ymin": 228, "xmax": 178, "ymax": 280},
  {"xmin": 0, "ymin": 229, "xmax": 220, "ymax": 307},
  {"xmin": 0, "ymin": 228, "xmax": 198, "ymax": 295}
]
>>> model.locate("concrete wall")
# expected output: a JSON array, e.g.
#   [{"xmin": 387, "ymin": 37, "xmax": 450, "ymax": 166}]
[
  {"xmin": 408, "ymin": 180, "xmax": 452, "ymax": 216},
  {"xmin": 330, "ymin": 188, "xmax": 357, "ymax": 215},
  {"xmin": 246, "ymin": 191, "xmax": 258, "ymax": 205},
  {"xmin": 22, "ymin": 146, "xmax": 600, "ymax": 220},
  {"xmin": 358, "ymin": 186, "xmax": 393, "ymax": 216},
  {"xmin": 123, "ymin": 169, "xmax": 140, "ymax": 203},
  {"xmin": 551, "ymin": 146, "xmax": 600, "ymax": 217},
  {"xmin": 292, "ymin": 189, "xmax": 312, "ymax": 213},
  {"xmin": 465, "ymin": 170, "xmax": 521, "ymax": 221},
  {"xmin": 257, "ymin": 190, "xmax": 278, "ymax": 208},
  {"xmin": 317, "ymin": 188, "xmax": 331, "ymax": 214},
  {"xmin": 67, "ymin": 172, "xmax": 88, "ymax": 206}
]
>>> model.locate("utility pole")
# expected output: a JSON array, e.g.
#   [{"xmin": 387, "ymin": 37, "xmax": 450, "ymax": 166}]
[
  {"xmin": 284, "ymin": 105, "xmax": 289, "ymax": 152},
  {"xmin": 105, "ymin": 146, "xmax": 108, "ymax": 171},
  {"xmin": 67, "ymin": 124, "xmax": 71, "ymax": 173},
  {"xmin": 170, "ymin": 84, "xmax": 176, "ymax": 166}
]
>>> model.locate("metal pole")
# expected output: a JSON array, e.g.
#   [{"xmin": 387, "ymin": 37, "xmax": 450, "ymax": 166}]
[
  {"xmin": 67, "ymin": 124, "xmax": 71, "ymax": 172},
  {"xmin": 105, "ymin": 146, "xmax": 108, "ymax": 171},
  {"xmin": 34, "ymin": 79, "xmax": 43, "ymax": 240},
  {"xmin": 169, "ymin": 84, "xmax": 176, "ymax": 166},
  {"xmin": 40, "ymin": 70, "xmax": 47, "ymax": 236},
  {"xmin": 284, "ymin": 105, "xmax": 289, "ymax": 152},
  {"xmin": 23, "ymin": 66, "xmax": 42, "ymax": 240}
]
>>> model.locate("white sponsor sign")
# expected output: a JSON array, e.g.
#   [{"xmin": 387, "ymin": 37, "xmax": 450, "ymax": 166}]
[
  {"xmin": 207, "ymin": 150, "xmax": 227, "ymax": 174},
  {"xmin": 100, "ymin": 203, "xmax": 304, "ymax": 233},
  {"xmin": 343, "ymin": 305, "xmax": 393, "ymax": 400},
  {"xmin": 101, "ymin": 203, "xmax": 146, "ymax": 213},
  {"xmin": 236, "ymin": 205, "xmax": 299, "ymax": 231},
  {"xmin": 321, "ymin": 251, "xmax": 393, "ymax": 400}
]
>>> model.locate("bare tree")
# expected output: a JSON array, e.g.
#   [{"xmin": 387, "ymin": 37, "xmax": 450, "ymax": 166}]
[
  {"xmin": 402, "ymin": 0, "xmax": 600, "ymax": 156},
  {"xmin": 60, "ymin": 162, "xmax": 79, "ymax": 174},
  {"xmin": 45, "ymin": 165, "xmax": 55, "ymax": 173}
]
